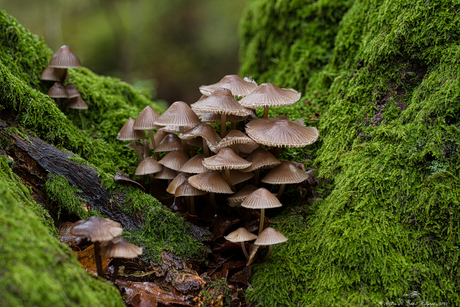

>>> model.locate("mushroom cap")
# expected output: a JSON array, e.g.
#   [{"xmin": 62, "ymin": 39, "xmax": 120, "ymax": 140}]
[
  {"xmin": 158, "ymin": 149, "xmax": 189, "ymax": 171},
  {"xmin": 135, "ymin": 157, "xmax": 163, "ymax": 175},
  {"xmin": 199, "ymin": 113, "xmax": 247, "ymax": 124},
  {"xmin": 154, "ymin": 101, "xmax": 201, "ymax": 127},
  {"xmin": 49, "ymin": 45, "xmax": 81, "ymax": 68},
  {"xmin": 188, "ymin": 170, "xmax": 233, "ymax": 194},
  {"xmin": 179, "ymin": 154, "xmax": 208, "ymax": 174},
  {"xmin": 222, "ymin": 170, "xmax": 254, "ymax": 186},
  {"xmin": 126, "ymin": 141, "xmax": 143, "ymax": 155},
  {"xmin": 217, "ymin": 130, "xmax": 255, "ymax": 148},
  {"xmin": 203, "ymin": 148, "xmax": 251, "ymax": 171},
  {"xmin": 261, "ymin": 161, "xmax": 309, "ymax": 184},
  {"xmin": 166, "ymin": 172, "xmax": 189, "ymax": 194},
  {"xmin": 150, "ymin": 129, "xmax": 168, "ymax": 149},
  {"xmin": 254, "ymin": 227, "xmax": 288, "ymax": 246},
  {"xmin": 227, "ymin": 185, "xmax": 257, "ymax": 206},
  {"xmin": 41, "ymin": 67, "xmax": 67, "ymax": 82},
  {"xmin": 64, "ymin": 83, "xmax": 80, "ymax": 98},
  {"xmin": 100, "ymin": 236, "xmax": 143, "ymax": 259},
  {"xmin": 48, "ymin": 82, "xmax": 68, "ymax": 98},
  {"xmin": 241, "ymin": 148, "xmax": 281, "ymax": 172},
  {"xmin": 187, "ymin": 137, "xmax": 204, "ymax": 148},
  {"xmin": 191, "ymin": 88, "xmax": 251, "ymax": 117},
  {"xmin": 175, "ymin": 180, "xmax": 207, "ymax": 197},
  {"xmin": 68, "ymin": 96, "xmax": 88, "ymax": 110},
  {"xmin": 246, "ymin": 116, "xmax": 319, "ymax": 148},
  {"xmin": 70, "ymin": 216, "xmax": 123, "ymax": 242},
  {"xmin": 240, "ymin": 187, "xmax": 282, "ymax": 209},
  {"xmin": 154, "ymin": 134, "xmax": 183, "ymax": 152},
  {"xmin": 158, "ymin": 125, "xmax": 196, "ymax": 134},
  {"xmin": 239, "ymin": 83, "xmax": 301, "ymax": 108},
  {"xmin": 154, "ymin": 166, "xmax": 177, "ymax": 180},
  {"xmin": 133, "ymin": 106, "xmax": 162, "ymax": 130},
  {"xmin": 224, "ymin": 227, "xmax": 258, "ymax": 243},
  {"xmin": 199, "ymin": 75, "xmax": 257, "ymax": 97},
  {"xmin": 117, "ymin": 118, "xmax": 147, "ymax": 141},
  {"xmin": 179, "ymin": 123, "xmax": 221, "ymax": 148}
]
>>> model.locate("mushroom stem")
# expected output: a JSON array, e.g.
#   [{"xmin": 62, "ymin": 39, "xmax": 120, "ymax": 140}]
[
  {"xmin": 260, "ymin": 245, "xmax": 273, "ymax": 263},
  {"xmin": 130, "ymin": 140, "xmax": 144, "ymax": 161},
  {"xmin": 94, "ymin": 241, "xmax": 103, "ymax": 277},
  {"xmin": 220, "ymin": 113, "xmax": 227, "ymax": 137},
  {"xmin": 179, "ymin": 126, "xmax": 190, "ymax": 157},
  {"xmin": 190, "ymin": 196, "xmax": 195, "ymax": 215},
  {"xmin": 277, "ymin": 184, "xmax": 286, "ymax": 198},
  {"xmin": 263, "ymin": 106, "xmax": 269, "ymax": 118},
  {"xmin": 111, "ymin": 258, "xmax": 121, "ymax": 283},
  {"xmin": 231, "ymin": 121, "xmax": 236, "ymax": 130},
  {"xmin": 210, "ymin": 192, "xmax": 217, "ymax": 207},
  {"xmin": 258, "ymin": 208, "xmax": 265, "ymax": 236},
  {"xmin": 252, "ymin": 169, "xmax": 260, "ymax": 185},
  {"xmin": 241, "ymin": 241, "xmax": 249, "ymax": 259},
  {"xmin": 225, "ymin": 168, "xmax": 231, "ymax": 186},
  {"xmin": 202, "ymin": 138, "xmax": 210, "ymax": 157},
  {"xmin": 148, "ymin": 130, "xmax": 160, "ymax": 160},
  {"xmin": 273, "ymin": 147, "xmax": 282, "ymax": 158}
]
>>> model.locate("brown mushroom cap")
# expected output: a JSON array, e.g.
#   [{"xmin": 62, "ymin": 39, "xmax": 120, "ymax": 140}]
[
  {"xmin": 224, "ymin": 227, "xmax": 258, "ymax": 243},
  {"xmin": 254, "ymin": 227, "xmax": 288, "ymax": 246},
  {"xmin": 133, "ymin": 106, "xmax": 162, "ymax": 130},
  {"xmin": 41, "ymin": 67, "xmax": 67, "ymax": 82},
  {"xmin": 154, "ymin": 166, "xmax": 177, "ymax": 180},
  {"xmin": 68, "ymin": 96, "xmax": 88, "ymax": 110},
  {"xmin": 117, "ymin": 118, "xmax": 147, "ymax": 141},
  {"xmin": 154, "ymin": 134, "xmax": 183, "ymax": 152},
  {"xmin": 187, "ymin": 137, "xmax": 204, "ymax": 148},
  {"xmin": 150, "ymin": 129, "xmax": 168, "ymax": 149},
  {"xmin": 48, "ymin": 82, "xmax": 68, "ymax": 98},
  {"xmin": 199, "ymin": 75, "xmax": 257, "ymax": 97},
  {"xmin": 64, "ymin": 83, "xmax": 81, "ymax": 98},
  {"xmin": 154, "ymin": 101, "xmax": 201, "ymax": 127},
  {"xmin": 175, "ymin": 180, "xmax": 207, "ymax": 197},
  {"xmin": 135, "ymin": 157, "xmax": 163, "ymax": 176},
  {"xmin": 227, "ymin": 185, "xmax": 257, "ymax": 206},
  {"xmin": 188, "ymin": 170, "xmax": 233, "ymax": 194},
  {"xmin": 217, "ymin": 130, "xmax": 255, "ymax": 148},
  {"xmin": 158, "ymin": 149, "xmax": 189, "ymax": 171},
  {"xmin": 261, "ymin": 161, "xmax": 309, "ymax": 184},
  {"xmin": 179, "ymin": 123, "xmax": 221, "ymax": 148},
  {"xmin": 191, "ymin": 88, "xmax": 252, "ymax": 117},
  {"xmin": 166, "ymin": 172, "xmax": 189, "ymax": 194},
  {"xmin": 246, "ymin": 116, "xmax": 319, "ymax": 148},
  {"xmin": 222, "ymin": 170, "xmax": 254, "ymax": 186},
  {"xmin": 100, "ymin": 236, "xmax": 143, "ymax": 259},
  {"xmin": 179, "ymin": 154, "xmax": 208, "ymax": 174},
  {"xmin": 241, "ymin": 148, "xmax": 281, "ymax": 172},
  {"xmin": 239, "ymin": 83, "xmax": 301, "ymax": 108},
  {"xmin": 203, "ymin": 148, "xmax": 251, "ymax": 170},
  {"xmin": 49, "ymin": 45, "xmax": 81, "ymax": 68},
  {"xmin": 70, "ymin": 216, "xmax": 123, "ymax": 242},
  {"xmin": 240, "ymin": 187, "xmax": 282, "ymax": 209}
]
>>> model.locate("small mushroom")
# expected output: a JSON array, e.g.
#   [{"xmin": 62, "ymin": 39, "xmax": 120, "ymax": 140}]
[
  {"xmin": 224, "ymin": 227, "xmax": 257, "ymax": 259},
  {"xmin": 100, "ymin": 236, "xmax": 142, "ymax": 282},
  {"xmin": 117, "ymin": 117, "xmax": 147, "ymax": 161},
  {"xmin": 199, "ymin": 74, "xmax": 257, "ymax": 98},
  {"xmin": 133, "ymin": 106, "xmax": 162, "ymax": 159},
  {"xmin": 254, "ymin": 227, "xmax": 287, "ymax": 262},
  {"xmin": 175, "ymin": 179, "xmax": 207, "ymax": 214},
  {"xmin": 261, "ymin": 161, "xmax": 310, "ymax": 198},
  {"xmin": 47, "ymin": 82, "xmax": 68, "ymax": 107}
]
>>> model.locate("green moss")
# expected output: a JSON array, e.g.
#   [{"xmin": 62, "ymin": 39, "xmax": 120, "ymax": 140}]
[
  {"xmin": 240, "ymin": 0, "xmax": 460, "ymax": 306},
  {"xmin": 0, "ymin": 156, "xmax": 124, "ymax": 307}
]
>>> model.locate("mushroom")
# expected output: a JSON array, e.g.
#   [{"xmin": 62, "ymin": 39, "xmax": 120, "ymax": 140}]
[
  {"xmin": 68, "ymin": 96, "xmax": 89, "ymax": 128},
  {"xmin": 154, "ymin": 134, "xmax": 184, "ymax": 153},
  {"xmin": 70, "ymin": 216, "xmax": 123, "ymax": 276},
  {"xmin": 224, "ymin": 227, "xmax": 257, "ymax": 259},
  {"xmin": 117, "ymin": 117, "xmax": 147, "ymax": 161},
  {"xmin": 214, "ymin": 130, "xmax": 259, "ymax": 156},
  {"xmin": 158, "ymin": 149, "xmax": 189, "ymax": 172},
  {"xmin": 188, "ymin": 170, "xmax": 233, "ymax": 206},
  {"xmin": 179, "ymin": 154, "xmax": 208, "ymax": 174},
  {"xmin": 41, "ymin": 67, "xmax": 68, "ymax": 82},
  {"xmin": 166, "ymin": 172, "xmax": 189, "ymax": 195},
  {"xmin": 261, "ymin": 161, "xmax": 310, "ymax": 198},
  {"xmin": 175, "ymin": 179, "xmax": 207, "ymax": 214},
  {"xmin": 133, "ymin": 106, "xmax": 162, "ymax": 159},
  {"xmin": 240, "ymin": 187, "xmax": 282, "ymax": 235},
  {"xmin": 241, "ymin": 148, "xmax": 281, "ymax": 184},
  {"xmin": 100, "ymin": 236, "xmax": 142, "ymax": 282},
  {"xmin": 47, "ymin": 82, "xmax": 68, "ymax": 107},
  {"xmin": 178, "ymin": 123, "xmax": 221, "ymax": 157},
  {"xmin": 254, "ymin": 227, "xmax": 287, "ymax": 262},
  {"xmin": 221, "ymin": 170, "xmax": 254, "ymax": 187},
  {"xmin": 202, "ymin": 148, "xmax": 251, "ymax": 186},
  {"xmin": 227, "ymin": 185, "xmax": 257, "ymax": 207},
  {"xmin": 64, "ymin": 83, "xmax": 81, "ymax": 98},
  {"xmin": 48, "ymin": 45, "xmax": 81, "ymax": 68},
  {"xmin": 135, "ymin": 156, "xmax": 163, "ymax": 191},
  {"xmin": 154, "ymin": 166, "xmax": 177, "ymax": 183},
  {"xmin": 199, "ymin": 74, "xmax": 257, "ymax": 98}
]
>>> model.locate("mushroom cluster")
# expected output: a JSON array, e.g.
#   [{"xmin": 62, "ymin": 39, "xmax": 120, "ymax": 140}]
[{"xmin": 117, "ymin": 74, "xmax": 318, "ymax": 263}]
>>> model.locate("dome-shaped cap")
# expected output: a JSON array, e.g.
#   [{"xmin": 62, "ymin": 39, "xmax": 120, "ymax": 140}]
[
  {"xmin": 254, "ymin": 227, "xmax": 288, "ymax": 246},
  {"xmin": 64, "ymin": 83, "xmax": 80, "ymax": 98},
  {"xmin": 154, "ymin": 134, "xmax": 183, "ymax": 152},
  {"xmin": 48, "ymin": 82, "xmax": 68, "ymax": 98},
  {"xmin": 154, "ymin": 166, "xmax": 177, "ymax": 180},
  {"xmin": 150, "ymin": 129, "xmax": 168, "ymax": 149},
  {"xmin": 224, "ymin": 227, "xmax": 257, "ymax": 243},
  {"xmin": 200, "ymin": 113, "xmax": 247, "ymax": 124},
  {"xmin": 175, "ymin": 180, "xmax": 207, "ymax": 197},
  {"xmin": 239, "ymin": 83, "xmax": 301, "ymax": 108},
  {"xmin": 158, "ymin": 149, "xmax": 189, "ymax": 171},
  {"xmin": 154, "ymin": 101, "xmax": 201, "ymax": 127},
  {"xmin": 133, "ymin": 106, "xmax": 162, "ymax": 130},
  {"xmin": 41, "ymin": 67, "xmax": 67, "ymax": 82},
  {"xmin": 189, "ymin": 170, "xmax": 233, "ymax": 194},
  {"xmin": 68, "ymin": 96, "xmax": 88, "ymax": 110},
  {"xmin": 100, "ymin": 237, "xmax": 142, "ymax": 258},
  {"xmin": 217, "ymin": 130, "xmax": 255, "ymax": 148},
  {"xmin": 241, "ymin": 187, "xmax": 282, "ymax": 209},
  {"xmin": 246, "ymin": 116, "xmax": 319, "ymax": 148},
  {"xmin": 199, "ymin": 75, "xmax": 257, "ymax": 97},
  {"xmin": 70, "ymin": 216, "xmax": 123, "ymax": 242},
  {"xmin": 191, "ymin": 88, "xmax": 251, "ymax": 117},
  {"xmin": 241, "ymin": 148, "xmax": 281, "ymax": 172},
  {"xmin": 203, "ymin": 148, "xmax": 251, "ymax": 170},
  {"xmin": 135, "ymin": 157, "xmax": 162, "ymax": 175},
  {"xmin": 187, "ymin": 137, "xmax": 204, "ymax": 148},
  {"xmin": 261, "ymin": 161, "xmax": 309, "ymax": 184},
  {"xmin": 49, "ymin": 45, "xmax": 81, "ymax": 68},
  {"xmin": 227, "ymin": 185, "xmax": 257, "ymax": 205},
  {"xmin": 222, "ymin": 170, "xmax": 254, "ymax": 186},
  {"xmin": 166, "ymin": 172, "xmax": 188, "ymax": 194},
  {"xmin": 117, "ymin": 118, "xmax": 147, "ymax": 141},
  {"xmin": 179, "ymin": 154, "xmax": 208, "ymax": 174},
  {"xmin": 179, "ymin": 123, "xmax": 221, "ymax": 148}
]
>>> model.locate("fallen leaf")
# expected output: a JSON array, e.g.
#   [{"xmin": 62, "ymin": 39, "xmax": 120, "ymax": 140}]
[
  {"xmin": 229, "ymin": 266, "xmax": 251, "ymax": 286},
  {"xmin": 114, "ymin": 172, "xmax": 146, "ymax": 192},
  {"xmin": 75, "ymin": 244, "xmax": 111, "ymax": 275}
]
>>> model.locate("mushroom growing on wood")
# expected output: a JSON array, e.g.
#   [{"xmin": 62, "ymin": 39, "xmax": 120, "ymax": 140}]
[
  {"xmin": 199, "ymin": 74, "xmax": 257, "ymax": 98},
  {"xmin": 261, "ymin": 161, "xmax": 309, "ymax": 198},
  {"xmin": 175, "ymin": 179, "xmax": 207, "ymax": 214},
  {"xmin": 133, "ymin": 106, "xmax": 162, "ymax": 159},
  {"xmin": 47, "ymin": 82, "xmax": 68, "ymax": 107},
  {"xmin": 202, "ymin": 147, "xmax": 251, "ymax": 186},
  {"xmin": 224, "ymin": 227, "xmax": 257, "ymax": 259},
  {"xmin": 48, "ymin": 45, "xmax": 81, "ymax": 68},
  {"xmin": 188, "ymin": 170, "xmax": 233, "ymax": 206},
  {"xmin": 100, "ymin": 236, "xmax": 142, "ymax": 282},
  {"xmin": 241, "ymin": 148, "xmax": 281, "ymax": 184}
]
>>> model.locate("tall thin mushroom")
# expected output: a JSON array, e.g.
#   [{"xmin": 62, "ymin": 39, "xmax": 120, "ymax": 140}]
[{"xmin": 241, "ymin": 188, "xmax": 282, "ymax": 235}]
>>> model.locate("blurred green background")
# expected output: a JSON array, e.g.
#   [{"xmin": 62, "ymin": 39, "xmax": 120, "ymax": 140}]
[{"xmin": 0, "ymin": 0, "xmax": 247, "ymax": 104}]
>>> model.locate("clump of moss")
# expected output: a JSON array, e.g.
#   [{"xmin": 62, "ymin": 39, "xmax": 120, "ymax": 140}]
[
  {"xmin": 240, "ymin": 0, "xmax": 460, "ymax": 306},
  {"xmin": 0, "ymin": 156, "xmax": 124, "ymax": 307}
]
